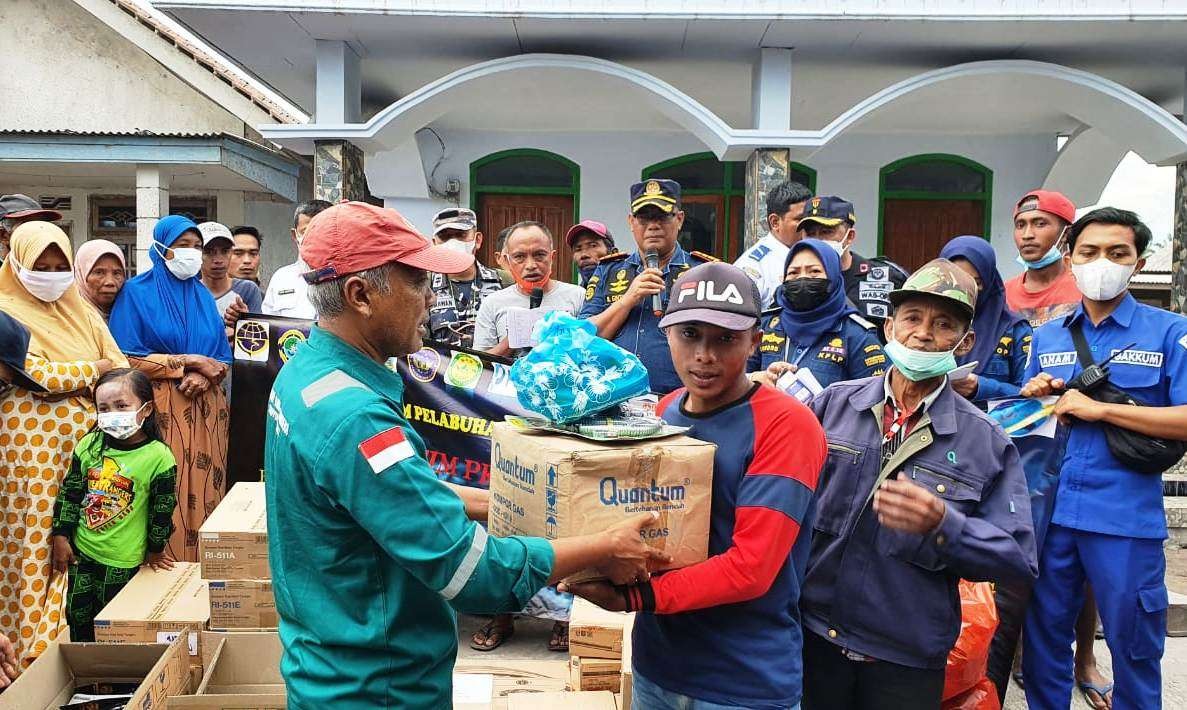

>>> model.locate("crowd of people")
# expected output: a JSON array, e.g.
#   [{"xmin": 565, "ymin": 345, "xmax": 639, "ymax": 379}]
[{"xmin": 0, "ymin": 172, "xmax": 1181, "ymax": 709}]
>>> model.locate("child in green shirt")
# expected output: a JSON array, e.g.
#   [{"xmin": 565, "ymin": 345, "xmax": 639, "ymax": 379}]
[{"xmin": 51, "ymin": 368, "xmax": 177, "ymax": 641}]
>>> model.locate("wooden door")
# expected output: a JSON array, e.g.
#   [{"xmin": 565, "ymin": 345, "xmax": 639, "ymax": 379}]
[
  {"xmin": 678, "ymin": 195, "xmax": 725, "ymax": 257},
  {"xmin": 882, "ymin": 199, "xmax": 985, "ymax": 273},
  {"xmin": 476, "ymin": 193, "xmax": 576, "ymax": 282}
]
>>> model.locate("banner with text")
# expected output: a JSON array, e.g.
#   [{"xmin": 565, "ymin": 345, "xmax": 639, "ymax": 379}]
[{"xmin": 228, "ymin": 315, "xmax": 528, "ymax": 489}]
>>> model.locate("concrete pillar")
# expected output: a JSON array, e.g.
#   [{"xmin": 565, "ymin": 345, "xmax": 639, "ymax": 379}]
[
  {"xmin": 314, "ymin": 140, "xmax": 368, "ymax": 203},
  {"xmin": 1173, "ymin": 67, "xmax": 1187, "ymax": 315},
  {"xmin": 315, "ymin": 40, "xmax": 362, "ymax": 124},
  {"xmin": 751, "ymin": 48, "xmax": 793, "ymax": 131},
  {"xmin": 135, "ymin": 165, "xmax": 169, "ymax": 273},
  {"xmin": 742, "ymin": 149, "xmax": 792, "ymax": 250},
  {"xmin": 216, "ymin": 190, "xmax": 246, "ymax": 227}
]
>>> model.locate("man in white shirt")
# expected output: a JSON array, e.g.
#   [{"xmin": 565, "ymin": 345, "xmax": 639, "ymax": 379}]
[
  {"xmin": 262, "ymin": 200, "xmax": 332, "ymax": 319},
  {"xmin": 733, "ymin": 180, "xmax": 813, "ymax": 308},
  {"xmin": 473, "ymin": 221, "xmax": 584, "ymax": 356}
]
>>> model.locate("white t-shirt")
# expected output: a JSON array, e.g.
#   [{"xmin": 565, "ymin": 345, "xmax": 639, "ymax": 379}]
[
  {"xmin": 262, "ymin": 259, "xmax": 317, "ymax": 320},
  {"xmin": 733, "ymin": 234, "xmax": 791, "ymax": 310},
  {"xmin": 472, "ymin": 282, "xmax": 585, "ymax": 351}
]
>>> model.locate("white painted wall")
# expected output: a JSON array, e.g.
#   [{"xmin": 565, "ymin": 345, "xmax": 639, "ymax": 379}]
[
  {"xmin": 374, "ymin": 126, "xmax": 1056, "ymax": 278},
  {"xmin": 0, "ymin": 0, "xmax": 245, "ymax": 135}
]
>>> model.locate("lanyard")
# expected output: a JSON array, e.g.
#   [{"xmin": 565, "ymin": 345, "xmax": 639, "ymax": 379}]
[
  {"xmin": 782, "ymin": 329, "xmax": 829, "ymax": 367},
  {"xmin": 881, "ymin": 400, "xmax": 920, "ymax": 465}
]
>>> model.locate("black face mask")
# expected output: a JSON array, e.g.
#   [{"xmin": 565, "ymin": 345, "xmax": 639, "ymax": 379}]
[{"xmin": 782, "ymin": 278, "xmax": 831, "ymax": 312}]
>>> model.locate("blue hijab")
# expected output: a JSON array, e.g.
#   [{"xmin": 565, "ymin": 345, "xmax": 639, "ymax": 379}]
[
  {"xmin": 939, "ymin": 236, "xmax": 1026, "ymax": 371},
  {"xmin": 777, "ymin": 238, "xmax": 856, "ymax": 349},
  {"xmin": 109, "ymin": 215, "xmax": 232, "ymax": 363}
]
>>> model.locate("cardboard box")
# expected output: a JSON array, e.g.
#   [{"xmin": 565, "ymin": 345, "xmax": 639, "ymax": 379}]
[
  {"xmin": 0, "ymin": 636, "xmax": 189, "ymax": 710},
  {"xmin": 95, "ymin": 563, "xmax": 210, "ymax": 667},
  {"xmin": 208, "ymin": 579, "xmax": 278, "ymax": 630},
  {"xmin": 488, "ymin": 423, "xmax": 714, "ymax": 581},
  {"xmin": 170, "ymin": 632, "xmax": 285, "ymax": 709},
  {"xmin": 454, "ymin": 659, "xmax": 569, "ymax": 710},
  {"xmin": 569, "ymin": 598, "xmax": 632, "ymax": 659},
  {"xmin": 507, "ymin": 691, "xmax": 617, "ymax": 709},
  {"xmin": 199, "ymin": 482, "xmax": 269, "ymax": 580},
  {"xmin": 620, "ymin": 615, "xmax": 634, "ymax": 710},
  {"xmin": 570, "ymin": 656, "xmax": 622, "ymax": 693}
]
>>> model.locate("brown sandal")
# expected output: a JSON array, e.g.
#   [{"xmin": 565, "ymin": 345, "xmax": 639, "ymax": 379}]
[{"xmin": 469, "ymin": 616, "xmax": 515, "ymax": 652}]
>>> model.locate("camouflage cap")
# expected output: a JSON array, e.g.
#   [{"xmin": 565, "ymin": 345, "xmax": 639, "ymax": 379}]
[{"xmin": 888, "ymin": 258, "xmax": 978, "ymax": 320}]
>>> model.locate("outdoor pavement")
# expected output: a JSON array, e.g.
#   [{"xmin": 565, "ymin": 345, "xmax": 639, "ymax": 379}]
[{"xmin": 456, "ymin": 614, "xmax": 1187, "ymax": 708}]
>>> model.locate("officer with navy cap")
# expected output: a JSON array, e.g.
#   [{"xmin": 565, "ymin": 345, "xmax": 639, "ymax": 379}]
[{"xmin": 579, "ymin": 179, "xmax": 717, "ymax": 394}]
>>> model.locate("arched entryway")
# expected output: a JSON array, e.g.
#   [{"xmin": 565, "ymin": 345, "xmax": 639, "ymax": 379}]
[
  {"xmin": 642, "ymin": 152, "xmax": 816, "ymax": 261},
  {"xmin": 878, "ymin": 154, "xmax": 992, "ymax": 272},
  {"xmin": 469, "ymin": 149, "xmax": 580, "ymax": 281}
]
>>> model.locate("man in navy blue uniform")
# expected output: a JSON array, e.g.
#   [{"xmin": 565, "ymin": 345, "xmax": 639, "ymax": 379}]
[
  {"xmin": 1021, "ymin": 207, "xmax": 1187, "ymax": 710},
  {"xmin": 579, "ymin": 179, "xmax": 716, "ymax": 394}
]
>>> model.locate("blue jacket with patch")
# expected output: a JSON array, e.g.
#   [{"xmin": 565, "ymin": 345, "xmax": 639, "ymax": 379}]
[{"xmin": 748, "ymin": 310, "xmax": 886, "ymax": 388}]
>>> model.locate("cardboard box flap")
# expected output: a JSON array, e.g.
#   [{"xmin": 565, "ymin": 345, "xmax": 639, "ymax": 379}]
[
  {"xmin": 507, "ymin": 691, "xmax": 616, "ymax": 709},
  {"xmin": 199, "ymin": 482, "xmax": 267, "ymax": 536},
  {"xmin": 65, "ymin": 642, "xmax": 180, "ymax": 678},
  {"xmin": 95, "ymin": 563, "xmax": 209, "ymax": 624},
  {"xmin": 197, "ymin": 634, "xmax": 284, "ymax": 692}
]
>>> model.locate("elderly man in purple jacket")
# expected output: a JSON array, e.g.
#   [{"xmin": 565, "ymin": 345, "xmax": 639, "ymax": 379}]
[{"xmin": 801, "ymin": 259, "xmax": 1038, "ymax": 710}]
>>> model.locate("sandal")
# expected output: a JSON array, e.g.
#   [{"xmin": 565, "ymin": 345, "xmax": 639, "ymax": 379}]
[
  {"xmin": 469, "ymin": 616, "xmax": 515, "ymax": 652},
  {"xmin": 548, "ymin": 621, "xmax": 569, "ymax": 653},
  {"xmin": 1078, "ymin": 680, "xmax": 1114, "ymax": 710}
]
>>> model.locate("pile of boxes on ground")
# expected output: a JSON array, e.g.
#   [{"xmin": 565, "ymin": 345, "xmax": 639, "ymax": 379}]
[{"xmin": 0, "ymin": 482, "xmax": 282, "ymax": 710}]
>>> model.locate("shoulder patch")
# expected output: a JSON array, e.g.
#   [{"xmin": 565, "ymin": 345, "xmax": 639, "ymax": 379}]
[
  {"xmin": 599, "ymin": 251, "xmax": 629, "ymax": 263},
  {"xmin": 690, "ymin": 250, "xmax": 720, "ymax": 263},
  {"xmin": 848, "ymin": 313, "xmax": 876, "ymax": 330},
  {"xmin": 359, "ymin": 426, "xmax": 415, "ymax": 473},
  {"xmin": 746, "ymin": 244, "xmax": 771, "ymax": 262}
]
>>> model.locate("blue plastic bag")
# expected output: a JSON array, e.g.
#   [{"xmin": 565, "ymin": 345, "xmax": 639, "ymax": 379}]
[{"xmin": 509, "ymin": 312, "xmax": 650, "ymax": 423}]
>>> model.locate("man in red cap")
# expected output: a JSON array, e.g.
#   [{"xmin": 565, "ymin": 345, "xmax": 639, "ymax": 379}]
[
  {"xmin": 264, "ymin": 201, "xmax": 666, "ymax": 708},
  {"xmin": 565, "ymin": 219, "xmax": 614, "ymax": 287},
  {"xmin": 1005, "ymin": 190, "xmax": 1083, "ymax": 327},
  {"xmin": 0, "ymin": 194, "xmax": 62, "ymax": 262}
]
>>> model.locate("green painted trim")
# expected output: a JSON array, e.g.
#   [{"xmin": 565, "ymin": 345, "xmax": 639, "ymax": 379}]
[
  {"xmin": 877, "ymin": 153, "xmax": 993, "ymax": 255},
  {"xmin": 468, "ymin": 147, "xmax": 581, "ymax": 280}
]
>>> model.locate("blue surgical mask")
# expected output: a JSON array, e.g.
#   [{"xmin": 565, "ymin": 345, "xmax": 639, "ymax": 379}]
[
  {"xmin": 1015, "ymin": 228, "xmax": 1067, "ymax": 270},
  {"xmin": 884, "ymin": 327, "xmax": 969, "ymax": 382}
]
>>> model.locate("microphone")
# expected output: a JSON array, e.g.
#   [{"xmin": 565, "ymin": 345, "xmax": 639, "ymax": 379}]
[
  {"xmin": 643, "ymin": 249, "xmax": 662, "ymax": 317},
  {"xmin": 529, "ymin": 287, "xmax": 544, "ymax": 309}
]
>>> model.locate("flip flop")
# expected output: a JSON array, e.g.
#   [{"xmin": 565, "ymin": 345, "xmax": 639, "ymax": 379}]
[
  {"xmin": 1078, "ymin": 680, "xmax": 1113, "ymax": 710},
  {"xmin": 469, "ymin": 619, "xmax": 515, "ymax": 652}
]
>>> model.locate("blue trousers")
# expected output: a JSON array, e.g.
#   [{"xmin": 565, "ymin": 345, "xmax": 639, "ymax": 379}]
[
  {"xmin": 632, "ymin": 670, "xmax": 801, "ymax": 710},
  {"xmin": 1022, "ymin": 524, "xmax": 1167, "ymax": 709}
]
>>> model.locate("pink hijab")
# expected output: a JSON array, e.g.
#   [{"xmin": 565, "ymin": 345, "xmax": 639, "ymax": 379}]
[{"xmin": 73, "ymin": 239, "xmax": 126, "ymax": 317}]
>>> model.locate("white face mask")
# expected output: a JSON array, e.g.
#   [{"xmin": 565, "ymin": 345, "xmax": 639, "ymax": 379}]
[
  {"xmin": 1071, "ymin": 257, "xmax": 1135, "ymax": 301},
  {"xmin": 824, "ymin": 238, "xmax": 847, "ymax": 258},
  {"xmin": 97, "ymin": 403, "xmax": 148, "ymax": 440},
  {"xmin": 15, "ymin": 262, "xmax": 74, "ymax": 302},
  {"xmin": 439, "ymin": 238, "xmax": 476, "ymax": 255},
  {"xmin": 155, "ymin": 242, "xmax": 203, "ymax": 280}
]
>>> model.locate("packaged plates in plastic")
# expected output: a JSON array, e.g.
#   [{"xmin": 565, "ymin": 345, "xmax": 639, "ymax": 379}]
[{"xmin": 504, "ymin": 415, "xmax": 688, "ymax": 441}]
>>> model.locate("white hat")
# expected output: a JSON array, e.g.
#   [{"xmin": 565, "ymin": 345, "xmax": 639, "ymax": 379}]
[{"xmin": 197, "ymin": 221, "xmax": 234, "ymax": 246}]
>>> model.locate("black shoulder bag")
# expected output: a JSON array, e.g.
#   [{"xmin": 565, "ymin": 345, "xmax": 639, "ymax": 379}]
[{"xmin": 1067, "ymin": 322, "xmax": 1187, "ymax": 474}]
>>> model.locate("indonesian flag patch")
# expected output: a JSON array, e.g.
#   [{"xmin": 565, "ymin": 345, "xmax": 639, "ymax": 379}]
[{"xmin": 359, "ymin": 426, "xmax": 415, "ymax": 473}]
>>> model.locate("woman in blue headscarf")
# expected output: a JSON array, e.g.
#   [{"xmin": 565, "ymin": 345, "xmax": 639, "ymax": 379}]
[
  {"xmin": 108, "ymin": 215, "xmax": 232, "ymax": 563},
  {"xmin": 939, "ymin": 235, "xmax": 1033, "ymax": 401},
  {"xmin": 749, "ymin": 238, "xmax": 885, "ymax": 393}
]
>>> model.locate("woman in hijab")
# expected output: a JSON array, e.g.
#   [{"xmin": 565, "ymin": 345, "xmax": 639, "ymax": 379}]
[
  {"xmin": 0, "ymin": 221, "xmax": 127, "ymax": 665},
  {"xmin": 74, "ymin": 240, "xmax": 126, "ymax": 320},
  {"xmin": 940, "ymin": 236, "xmax": 1033, "ymax": 401},
  {"xmin": 109, "ymin": 215, "xmax": 232, "ymax": 563},
  {"xmin": 750, "ymin": 238, "xmax": 885, "ymax": 392}
]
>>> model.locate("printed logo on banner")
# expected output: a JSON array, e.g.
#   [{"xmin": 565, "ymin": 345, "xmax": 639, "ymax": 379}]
[
  {"xmin": 234, "ymin": 320, "xmax": 270, "ymax": 362},
  {"xmin": 407, "ymin": 347, "xmax": 442, "ymax": 382},
  {"xmin": 444, "ymin": 351, "xmax": 483, "ymax": 390},
  {"xmin": 488, "ymin": 363, "xmax": 517, "ymax": 399},
  {"xmin": 277, "ymin": 329, "xmax": 307, "ymax": 363}
]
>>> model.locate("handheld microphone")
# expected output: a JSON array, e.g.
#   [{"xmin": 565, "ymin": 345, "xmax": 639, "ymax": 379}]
[
  {"xmin": 529, "ymin": 287, "xmax": 544, "ymax": 309},
  {"xmin": 643, "ymin": 249, "xmax": 663, "ymax": 317}
]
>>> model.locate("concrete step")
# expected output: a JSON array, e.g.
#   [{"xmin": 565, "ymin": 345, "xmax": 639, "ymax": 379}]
[
  {"xmin": 1168, "ymin": 497, "xmax": 1187, "ymax": 548},
  {"xmin": 1171, "ymin": 591, "xmax": 1187, "ymax": 637}
]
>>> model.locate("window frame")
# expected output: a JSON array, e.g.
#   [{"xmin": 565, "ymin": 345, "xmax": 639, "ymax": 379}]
[{"xmin": 877, "ymin": 153, "xmax": 993, "ymax": 254}]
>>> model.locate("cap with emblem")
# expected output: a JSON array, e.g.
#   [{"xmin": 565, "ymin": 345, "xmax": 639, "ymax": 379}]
[
  {"xmin": 888, "ymin": 258, "xmax": 979, "ymax": 320},
  {"xmin": 0, "ymin": 194, "xmax": 61, "ymax": 222},
  {"xmin": 197, "ymin": 221, "xmax": 234, "ymax": 246},
  {"xmin": 301, "ymin": 201, "xmax": 474, "ymax": 283},
  {"xmin": 431, "ymin": 207, "xmax": 478, "ymax": 235},
  {"xmin": 659, "ymin": 262, "xmax": 761, "ymax": 331},
  {"xmin": 799, "ymin": 196, "xmax": 856, "ymax": 228},
  {"xmin": 565, "ymin": 219, "xmax": 613, "ymax": 247},
  {"xmin": 630, "ymin": 179, "xmax": 681, "ymax": 214},
  {"xmin": 1014, "ymin": 189, "xmax": 1076, "ymax": 224}
]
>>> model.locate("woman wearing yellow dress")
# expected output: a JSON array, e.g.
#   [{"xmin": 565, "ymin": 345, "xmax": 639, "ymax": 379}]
[{"xmin": 0, "ymin": 221, "xmax": 127, "ymax": 665}]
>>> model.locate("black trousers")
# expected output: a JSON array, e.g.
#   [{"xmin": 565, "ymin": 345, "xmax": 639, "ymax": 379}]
[{"xmin": 801, "ymin": 630, "xmax": 945, "ymax": 710}]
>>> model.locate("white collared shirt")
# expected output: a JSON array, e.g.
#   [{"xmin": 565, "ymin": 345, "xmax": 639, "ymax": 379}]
[{"xmin": 263, "ymin": 259, "xmax": 317, "ymax": 320}]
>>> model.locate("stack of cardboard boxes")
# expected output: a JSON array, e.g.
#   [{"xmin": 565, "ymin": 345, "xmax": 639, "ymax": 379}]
[
  {"xmin": 199, "ymin": 482, "xmax": 276, "ymax": 633},
  {"xmin": 568, "ymin": 597, "xmax": 634, "ymax": 700}
]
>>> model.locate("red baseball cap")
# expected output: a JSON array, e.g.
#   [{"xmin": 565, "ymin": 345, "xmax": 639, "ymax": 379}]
[
  {"xmin": 1015, "ymin": 190, "xmax": 1076, "ymax": 224},
  {"xmin": 564, "ymin": 219, "xmax": 612, "ymax": 247},
  {"xmin": 300, "ymin": 201, "xmax": 473, "ymax": 283}
]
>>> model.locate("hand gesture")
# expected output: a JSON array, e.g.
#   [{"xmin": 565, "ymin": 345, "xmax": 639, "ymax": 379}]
[
  {"xmin": 754, "ymin": 361, "xmax": 796, "ymax": 388},
  {"xmin": 1053, "ymin": 389, "xmax": 1103, "ymax": 424},
  {"xmin": 559, "ymin": 580, "xmax": 628, "ymax": 612},
  {"xmin": 598, "ymin": 511, "xmax": 672, "ymax": 585},
  {"xmin": 51, "ymin": 535, "xmax": 76, "ymax": 576},
  {"xmin": 873, "ymin": 473, "xmax": 946, "ymax": 535},
  {"xmin": 186, "ymin": 356, "xmax": 227, "ymax": 383},
  {"xmin": 951, "ymin": 373, "xmax": 978, "ymax": 399},
  {"xmin": 145, "ymin": 551, "xmax": 175, "ymax": 572},
  {"xmin": 177, "ymin": 372, "xmax": 211, "ymax": 399},
  {"xmin": 0, "ymin": 634, "xmax": 16, "ymax": 688},
  {"xmin": 223, "ymin": 296, "xmax": 248, "ymax": 329},
  {"xmin": 1021, "ymin": 372, "xmax": 1065, "ymax": 399},
  {"xmin": 624, "ymin": 268, "xmax": 666, "ymax": 308}
]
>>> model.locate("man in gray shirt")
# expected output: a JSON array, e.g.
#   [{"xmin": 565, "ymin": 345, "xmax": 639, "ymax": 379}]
[{"xmin": 473, "ymin": 221, "xmax": 584, "ymax": 356}]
